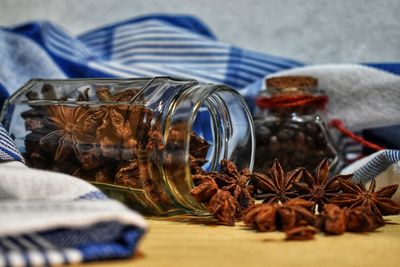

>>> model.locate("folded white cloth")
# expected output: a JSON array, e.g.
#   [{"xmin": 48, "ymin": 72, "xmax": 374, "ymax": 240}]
[
  {"xmin": 0, "ymin": 161, "xmax": 147, "ymax": 267},
  {"xmin": 269, "ymin": 64, "xmax": 400, "ymax": 131}
]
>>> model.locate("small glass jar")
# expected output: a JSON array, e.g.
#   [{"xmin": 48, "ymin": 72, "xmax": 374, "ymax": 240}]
[
  {"xmin": 1, "ymin": 77, "xmax": 255, "ymax": 215},
  {"xmin": 253, "ymin": 76, "xmax": 340, "ymax": 173}
]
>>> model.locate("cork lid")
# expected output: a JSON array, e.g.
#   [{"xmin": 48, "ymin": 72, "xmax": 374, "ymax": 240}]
[{"xmin": 266, "ymin": 76, "xmax": 318, "ymax": 90}]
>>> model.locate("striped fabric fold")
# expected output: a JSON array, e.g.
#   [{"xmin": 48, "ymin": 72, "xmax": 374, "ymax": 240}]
[
  {"xmin": 0, "ymin": 125, "xmax": 24, "ymax": 163},
  {"xmin": 0, "ymin": 160, "xmax": 147, "ymax": 267},
  {"xmin": 2, "ymin": 15, "xmax": 303, "ymax": 94},
  {"xmin": 0, "ymin": 225, "xmax": 144, "ymax": 266},
  {"xmin": 352, "ymin": 150, "xmax": 400, "ymax": 184}
]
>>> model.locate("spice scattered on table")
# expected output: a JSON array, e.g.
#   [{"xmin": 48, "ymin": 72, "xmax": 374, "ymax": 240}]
[
  {"xmin": 242, "ymin": 199, "xmax": 315, "ymax": 232},
  {"xmin": 292, "ymin": 159, "xmax": 353, "ymax": 212},
  {"xmin": 285, "ymin": 226, "xmax": 319, "ymax": 241},
  {"xmin": 329, "ymin": 178, "xmax": 400, "ymax": 216},
  {"xmin": 190, "ymin": 160, "xmax": 253, "ymax": 225},
  {"xmin": 190, "ymin": 158, "xmax": 400, "ymax": 241},
  {"xmin": 316, "ymin": 204, "xmax": 384, "ymax": 234},
  {"xmin": 251, "ymin": 159, "xmax": 303, "ymax": 203}
]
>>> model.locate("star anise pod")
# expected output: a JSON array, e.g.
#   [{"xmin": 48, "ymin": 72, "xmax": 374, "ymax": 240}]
[
  {"xmin": 22, "ymin": 108, "xmax": 54, "ymax": 132},
  {"xmin": 96, "ymin": 104, "xmax": 151, "ymax": 160},
  {"xmin": 215, "ymin": 160, "xmax": 254, "ymax": 210},
  {"xmin": 111, "ymin": 88, "xmax": 141, "ymax": 102},
  {"xmin": 22, "ymin": 108, "xmax": 56, "ymax": 167},
  {"xmin": 189, "ymin": 155, "xmax": 207, "ymax": 176},
  {"xmin": 40, "ymin": 106, "xmax": 100, "ymax": 161},
  {"xmin": 329, "ymin": 178, "xmax": 400, "ymax": 216},
  {"xmin": 277, "ymin": 199, "xmax": 316, "ymax": 231},
  {"xmin": 139, "ymin": 161, "xmax": 171, "ymax": 207},
  {"xmin": 108, "ymin": 106, "xmax": 133, "ymax": 140},
  {"xmin": 317, "ymin": 204, "xmax": 347, "ymax": 235},
  {"xmin": 285, "ymin": 226, "xmax": 318, "ymax": 241},
  {"xmin": 190, "ymin": 178, "xmax": 219, "ymax": 203},
  {"xmin": 316, "ymin": 204, "xmax": 385, "ymax": 234},
  {"xmin": 243, "ymin": 203, "xmax": 278, "ymax": 232},
  {"xmin": 345, "ymin": 206, "xmax": 385, "ymax": 232},
  {"xmin": 293, "ymin": 159, "xmax": 353, "ymax": 212},
  {"xmin": 75, "ymin": 87, "xmax": 90, "ymax": 102},
  {"xmin": 189, "ymin": 132, "xmax": 210, "ymax": 159},
  {"xmin": 96, "ymin": 87, "xmax": 113, "ymax": 101},
  {"xmin": 115, "ymin": 160, "xmax": 143, "ymax": 188},
  {"xmin": 251, "ymin": 159, "xmax": 303, "ymax": 203},
  {"xmin": 94, "ymin": 87, "xmax": 151, "ymax": 160},
  {"xmin": 146, "ymin": 130, "xmax": 164, "ymax": 151},
  {"xmin": 96, "ymin": 87, "xmax": 140, "ymax": 102},
  {"xmin": 126, "ymin": 105, "xmax": 153, "ymax": 148},
  {"xmin": 190, "ymin": 163, "xmax": 245, "ymax": 225},
  {"xmin": 243, "ymin": 199, "xmax": 315, "ymax": 232},
  {"xmin": 206, "ymin": 190, "xmax": 238, "ymax": 226}
]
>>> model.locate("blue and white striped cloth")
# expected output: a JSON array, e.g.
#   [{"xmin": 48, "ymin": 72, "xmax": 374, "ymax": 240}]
[
  {"xmin": 0, "ymin": 128, "xmax": 147, "ymax": 267},
  {"xmin": 0, "ymin": 125, "xmax": 24, "ymax": 163},
  {"xmin": 0, "ymin": 177, "xmax": 147, "ymax": 266},
  {"xmin": 0, "ymin": 14, "xmax": 303, "ymax": 104},
  {"xmin": 342, "ymin": 149, "xmax": 400, "ymax": 184},
  {"xmin": 0, "ymin": 14, "xmax": 399, "ymax": 267}
]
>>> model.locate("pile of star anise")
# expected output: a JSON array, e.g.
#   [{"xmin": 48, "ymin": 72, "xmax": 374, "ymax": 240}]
[
  {"xmin": 190, "ymin": 158, "xmax": 400, "ymax": 240},
  {"xmin": 22, "ymin": 84, "xmax": 209, "ymax": 208}
]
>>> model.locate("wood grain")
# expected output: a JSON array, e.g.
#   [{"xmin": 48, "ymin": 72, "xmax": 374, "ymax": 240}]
[{"xmin": 73, "ymin": 215, "xmax": 400, "ymax": 267}]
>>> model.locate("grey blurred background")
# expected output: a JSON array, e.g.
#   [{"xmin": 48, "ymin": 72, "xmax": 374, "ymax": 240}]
[{"xmin": 0, "ymin": 0, "xmax": 399, "ymax": 63}]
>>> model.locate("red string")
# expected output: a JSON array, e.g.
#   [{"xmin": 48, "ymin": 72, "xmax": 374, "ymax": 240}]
[
  {"xmin": 255, "ymin": 94, "xmax": 384, "ymax": 152},
  {"xmin": 330, "ymin": 119, "xmax": 384, "ymax": 151},
  {"xmin": 256, "ymin": 95, "xmax": 328, "ymax": 109}
]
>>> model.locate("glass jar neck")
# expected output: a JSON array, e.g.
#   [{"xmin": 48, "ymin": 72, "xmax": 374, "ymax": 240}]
[
  {"xmin": 139, "ymin": 78, "xmax": 255, "ymax": 214},
  {"xmin": 266, "ymin": 105, "xmax": 320, "ymax": 117},
  {"xmin": 259, "ymin": 86, "xmax": 325, "ymax": 117}
]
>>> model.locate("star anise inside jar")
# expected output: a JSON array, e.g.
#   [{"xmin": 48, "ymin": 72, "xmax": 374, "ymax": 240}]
[
  {"xmin": 23, "ymin": 85, "xmax": 212, "ymax": 212},
  {"xmin": 40, "ymin": 105, "xmax": 100, "ymax": 162}
]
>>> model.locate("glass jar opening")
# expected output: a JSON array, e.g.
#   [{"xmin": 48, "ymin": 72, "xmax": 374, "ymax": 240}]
[{"xmin": 161, "ymin": 84, "xmax": 255, "ymax": 214}]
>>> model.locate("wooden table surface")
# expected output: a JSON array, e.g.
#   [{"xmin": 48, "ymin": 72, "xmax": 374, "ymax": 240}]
[{"xmin": 75, "ymin": 215, "xmax": 400, "ymax": 267}]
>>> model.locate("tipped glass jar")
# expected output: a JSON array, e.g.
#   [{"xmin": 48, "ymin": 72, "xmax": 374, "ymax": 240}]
[
  {"xmin": 253, "ymin": 76, "xmax": 340, "ymax": 174},
  {"xmin": 1, "ymin": 77, "xmax": 255, "ymax": 215}
]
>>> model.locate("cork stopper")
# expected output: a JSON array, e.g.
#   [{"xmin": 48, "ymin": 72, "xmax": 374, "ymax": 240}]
[{"xmin": 266, "ymin": 76, "xmax": 318, "ymax": 94}]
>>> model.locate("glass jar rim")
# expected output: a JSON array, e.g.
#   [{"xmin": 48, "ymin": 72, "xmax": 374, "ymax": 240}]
[{"xmin": 158, "ymin": 82, "xmax": 255, "ymax": 214}]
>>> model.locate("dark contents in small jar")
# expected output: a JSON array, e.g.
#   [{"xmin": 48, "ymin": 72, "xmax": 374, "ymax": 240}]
[
  {"xmin": 254, "ymin": 118, "xmax": 335, "ymax": 172},
  {"xmin": 22, "ymin": 84, "xmax": 210, "ymax": 208}
]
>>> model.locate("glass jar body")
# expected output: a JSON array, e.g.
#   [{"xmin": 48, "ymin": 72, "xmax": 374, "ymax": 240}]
[{"xmin": 1, "ymin": 77, "xmax": 255, "ymax": 215}]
